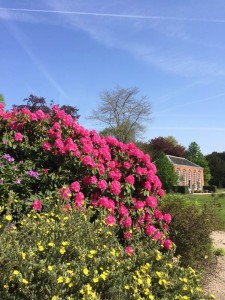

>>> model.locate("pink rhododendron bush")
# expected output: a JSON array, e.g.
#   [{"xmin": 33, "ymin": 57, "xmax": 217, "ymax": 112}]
[
  {"xmin": 0, "ymin": 103, "xmax": 172, "ymax": 250},
  {"xmin": 0, "ymin": 103, "xmax": 213, "ymax": 299}
]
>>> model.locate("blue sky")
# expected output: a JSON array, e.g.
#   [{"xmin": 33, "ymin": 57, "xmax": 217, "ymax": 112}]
[{"xmin": 1, "ymin": 0, "xmax": 225, "ymax": 155}]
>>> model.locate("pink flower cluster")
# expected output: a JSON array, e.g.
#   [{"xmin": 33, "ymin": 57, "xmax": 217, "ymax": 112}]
[{"xmin": 0, "ymin": 104, "xmax": 173, "ymax": 251}]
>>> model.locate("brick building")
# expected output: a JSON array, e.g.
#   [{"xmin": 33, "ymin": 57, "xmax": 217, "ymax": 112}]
[{"xmin": 166, "ymin": 155, "xmax": 204, "ymax": 191}]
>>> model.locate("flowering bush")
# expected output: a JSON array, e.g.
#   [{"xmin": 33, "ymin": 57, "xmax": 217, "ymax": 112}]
[
  {"xmin": 0, "ymin": 206, "xmax": 212, "ymax": 299},
  {"xmin": 0, "ymin": 103, "xmax": 213, "ymax": 298},
  {"xmin": 0, "ymin": 103, "xmax": 170, "ymax": 251}
]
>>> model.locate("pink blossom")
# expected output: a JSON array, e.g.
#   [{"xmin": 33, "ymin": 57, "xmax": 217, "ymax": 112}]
[
  {"xmin": 144, "ymin": 181, "xmax": 151, "ymax": 190},
  {"xmin": 99, "ymin": 196, "xmax": 109, "ymax": 208},
  {"xmin": 123, "ymin": 162, "xmax": 131, "ymax": 169},
  {"xmin": 89, "ymin": 176, "xmax": 97, "ymax": 185},
  {"xmin": 107, "ymin": 160, "xmax": 116, "ymax": 169},
  {"xmin": 74, "ymin": 192, "xmax": 85, "ymax": 207},
  {"xmin": 59, "ymin": 186, "xmax": 71, "ymax": 200},
  {"xmin": 125, "ymin": 175, "xmax": 135, "ymax": 185},
  {"xmin": 32, "ymin": 200, "xmax": 42, "ymax": 211},
  {"xmin": 107, "ymin": 199, "xmax": 115, "ymax": 212},
  {"xmin": 70, "ymin": 181, "xmax": 80, "ymax": 192},
  {"xmin": 146, "ymin": 196, "xmax": 158, "ymax": 208},
  {"xmin": 122, "ymin": 216, "xmax": 132, "ymax": 228},
  {"xmin": 82, "ymin": 156, "xmax": 95, "ymax": 167},
  {"xmin": 153, "ymin": 231, "xmax": 163, "ymax": 240},
  {"xmin": 145, "ymin": 225, "xmax": 156, "ymax": 236},
  {"xmin": 163, "ymin": 213, "xmax": 172, "ymax": 224},
  {"xmin": 162, "ymin": 239, "xmax": 173, "ymax": 250},
  {"xmin": 125, "ymin": 246, "xmax": 134, "ymax": 255},
  {"xmin": 158, "ymin": 189, "xmax": 165, "ymax": 197},
  {"xmin": 154, "ymin": 210, "xmax": 164, "ymax": 220},
  {"xmin": 134, "ymin": 201, "xmax": 145, "ymax": 210},
  {"xmin": 97, "ymin": 179, "xmax": 107, "ymax": 191},
  {"xmin": 105, "ymin": 215, "xmax": 116, "ymax": 226},
  {"xmin": 42, "ymin": 142, "xmax": 51, "ymax": 151},
  {"xmin": 14, "ymin": 132, "xmax": 23, "ymax": 142},
  {"xmin": 118, "ymin": 205, "xmax": 129, "ymax": 217},
  {"xmin": 110, "ymin": 180, "xmax": 121, "ymax": 195},
  {"xmin": 109, "ymin": 170, "xmax": 122, "ymax": 180},
  {"xmin": 124, "ymin": 231, "xmax": 132, "ymax": 241},
  {"xmin": 35, "ymin": 110, "xmax": 46, "ymax": 120}
]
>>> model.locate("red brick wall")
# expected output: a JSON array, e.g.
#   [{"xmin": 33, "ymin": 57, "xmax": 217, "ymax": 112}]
[{"xmin": 174, "ymin": 165, "xmax": 204, "ymax": 191}]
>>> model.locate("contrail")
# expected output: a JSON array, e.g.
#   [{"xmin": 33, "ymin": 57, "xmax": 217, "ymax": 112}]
[{"xmin": 1, "ymin": 7, "xmax": 225, "ymax": 23}]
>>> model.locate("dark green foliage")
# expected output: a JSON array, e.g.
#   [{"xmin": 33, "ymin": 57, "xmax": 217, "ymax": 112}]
[
  {"xmin": 206, "ymin": 152, "xmax": 225, "ymax": 188},
  {"xmin": 203, "ymin": 185, "xmax": 217, "ymax": 193},
  {"xmin": 172, "ymin": 186, "xmax": 189, "ymax": 194},
  {"xmin": 155, "ymin": 152, "xmax": 178, "ymax": 191},
  {"xmin": 159, "ymin": 195, "xmax": 218, "ymax": 269}
]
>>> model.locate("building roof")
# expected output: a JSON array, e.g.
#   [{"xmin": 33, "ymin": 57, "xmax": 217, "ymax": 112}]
[{"xmin": 166, "ymin": 155, "xmax": 203, "ymax": 168}]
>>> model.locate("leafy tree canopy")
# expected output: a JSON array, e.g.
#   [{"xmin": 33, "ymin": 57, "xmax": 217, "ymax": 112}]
[
  {"xmin": 145, "ymin": 136, "xmax": 186, "ymax": 161},
  {"xmin": 206, "ymin": 152, "xmax": 225, "ymax": 188},
  {"xmin": 155, "ymin": 152, "xmax": 178, "ymax": 191}
]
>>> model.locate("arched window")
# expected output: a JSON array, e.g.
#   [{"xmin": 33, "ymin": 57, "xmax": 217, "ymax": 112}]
[
  {"xmin": 194, "ymin": 170, "xmax": 197, "ymax": 190},
  {"xmin": 198, "ymin": 170, "xmax": 202, "ymax": 190},
  {"xmin": 188, "ymin": 170, "xmax": 192, "ymax": 187},
  {"xmin": 176, "ymin": 168, "xmax": 180, "ymax": 185},
  {"xmin": 183, "ymin": 169, "xmax": 186, "ymax": 186}
]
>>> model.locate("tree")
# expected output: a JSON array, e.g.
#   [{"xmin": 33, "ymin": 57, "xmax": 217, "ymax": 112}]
[
  {"xmin": 206, "ymin": 152, "xmax": 225, "ymax": 188},
  {"xmin": 186, "ymin": 142, "xmax": 211, "ymax": 184},
  {"xmin": 89, "ymin": 87, "xmax": 152, "ymax": 143},
  {"xmin": 147, "ymin": 136, "xmax": 186, "ymax": 161},
  {"xmin": 0, "ymin": 94, "xmax": 5, "ymax": 104},
  {"xmin": 155, "ymin": 152, "xmax": 178, "ymax": 190},
  {"xmin": 14, "ymin": 94, "xmax": 80, "ymax": 119}
]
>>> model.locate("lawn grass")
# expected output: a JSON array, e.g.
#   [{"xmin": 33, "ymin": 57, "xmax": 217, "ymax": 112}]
[{"xmin": 184, "ymin": 193, "xmax": 225, "ymax": 231}]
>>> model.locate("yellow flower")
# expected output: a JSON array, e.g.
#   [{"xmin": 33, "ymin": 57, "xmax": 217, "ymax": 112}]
[
  {"xmin": 65, "ymin": 277, "xmax": 71, "ymax": 284},
  {"xmin": 21, "ymin": 252, "xmax": 26, "ymax": 260},
  {"xmin": 22, "ymin": 278, "xmax": 28, "ymax": 284},
  {"xmin": 52, "ymin": 296, "xmax": 59, "ymax": 300},
  {"xmin": 5, "ymin": 215, "xmax": 12, "ymax": 221},
  {"xmin": 57, "ymin": 276, "xmax": 64, "ymax": 283},
  {"xmin": 155, "ymin": 250, "xmax": 162, "ymax": 261},
  {"xmin": 38, "ymin": 245, "xmax": 44, "ymax": 251},
  {"xmin": 83, "ymin": 268, "xmax": 89, "ymax": 276},
  {"xmin": 69, "ymin": 283, "xmax": 73, "ymax": 288},
  {"xmin": 48, "ymin": 265, "xmax": 53, "ymax": 271},
  {"xmin": 159, "ymin": 279, "xmax": 167, "ymax": 286},
  {"xmin": 60, "ymin": 247, "xmax": 66, "ymax": 254},
  {"xmin": 3, "ymin": 284, "xmax": 9, "ymax": 289},
  {"xmin": 62, "ymin": 241, "xmax": 68, "ymax": 246},
  {"xmin": 48, "ymin": 242, "xmax": 55, "ymax": 247},
  {"xmin": 13, "ymin": 270, "xmax": 20, "ymax": 275},
  {"xmin": 93, "ymin": 277, "xmax": 99, "ymax": 283},
  {"xmin": 124, "ymin": 285, "xmax": 130, "ymax": 289},
  {"xmin": 156, "ymin": 271, "xmax": 162, "ymax": 278}
]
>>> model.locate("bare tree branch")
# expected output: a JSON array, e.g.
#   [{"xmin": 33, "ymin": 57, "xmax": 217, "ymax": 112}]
[{"xmin": 88, "ymin": 86, "xmax": 152, "ymax": 143}]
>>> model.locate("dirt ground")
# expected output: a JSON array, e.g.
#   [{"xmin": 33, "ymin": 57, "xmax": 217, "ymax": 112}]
[{"xmin": 204, "ymin": 231, "xmax": 225, "ymax": 299}]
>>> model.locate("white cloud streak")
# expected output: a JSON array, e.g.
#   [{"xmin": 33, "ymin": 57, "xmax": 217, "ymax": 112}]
[{"xmin": 1, "ymin": 7, "xmax": 225, "ymax": 24}]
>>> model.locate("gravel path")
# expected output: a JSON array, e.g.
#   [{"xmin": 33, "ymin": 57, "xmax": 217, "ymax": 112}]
[{"xmin": 204, "ymin": 231, "xmax": 225, "ymax": 299}]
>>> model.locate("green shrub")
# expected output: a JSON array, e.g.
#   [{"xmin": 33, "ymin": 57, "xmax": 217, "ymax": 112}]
[
  {"xmin": 172, "ymin": 186, "xmax": 189, "ymax": 194},
  {"xmin": 0, "ymin": 204, "xmax": 211, "ymax": 300},
  {"xmin": 159, "ymin": 195, "xmax": 217, "ymax": 269},
  {"xmin": 203, "ymin": 186, "xmax": 217, "ymax": 193}
]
